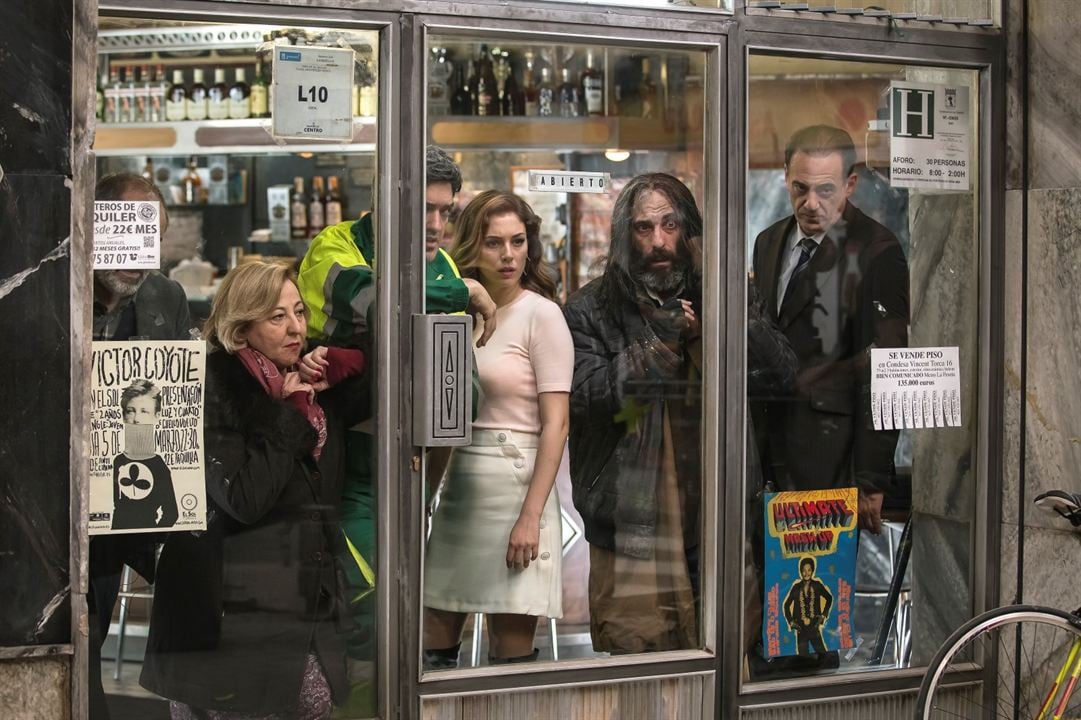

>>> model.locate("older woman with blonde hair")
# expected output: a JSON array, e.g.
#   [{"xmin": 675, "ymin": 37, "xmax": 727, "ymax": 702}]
[
  {"xmin": 141, "ymin": 261, "xmax": 367, "ymax": 720},
  {"xmin": 423, "ymin": 191, "xmax": 573, "ymax": 667}
]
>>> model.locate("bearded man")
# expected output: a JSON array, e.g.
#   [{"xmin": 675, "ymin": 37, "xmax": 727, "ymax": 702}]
[
  {"xmin": 563, "ymin": 172, "xmax": 703, "ymax": 654},
  {"xmin": 90, "ymin": 172, "xmax": 190, "ymax": 719}
]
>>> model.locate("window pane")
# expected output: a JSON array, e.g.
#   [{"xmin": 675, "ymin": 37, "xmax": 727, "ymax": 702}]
[
  {"xmin": 747, "ymin": 0, "xmax": 996, "ymax": 25},
  {"xmin": 92, "ymin": 20, "xmax": 382, "ymax": 719},
  {"xmin": 743, "ymin": 53, "xmax": 979, "ymax": 680},
  {"xmin": 421, "ymin": 35, "xmax": 709, "ymax": 670}
]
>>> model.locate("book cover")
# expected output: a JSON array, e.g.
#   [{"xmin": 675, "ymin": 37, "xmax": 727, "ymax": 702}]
[{"xmin": 762, "ymin": 487, "xmax": 859, "ymax": 658}]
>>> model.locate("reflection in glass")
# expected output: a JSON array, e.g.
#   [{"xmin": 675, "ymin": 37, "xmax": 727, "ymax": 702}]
[
  {"xmin": 744, "ymin": 55, "xmax": 979, "ymax": 682},
  {"xmin": 423, "ymin": 35, "xmax": 708, "ymax": 668}
]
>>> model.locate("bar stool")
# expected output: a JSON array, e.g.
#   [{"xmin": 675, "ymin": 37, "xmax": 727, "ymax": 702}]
[
  {"xmin": 469, "ymin": 614, "xmax": 560, "ymax": 666},
  {"xmin": 113, "ymin": 563, "xmax": 155, "ymax": 680}
]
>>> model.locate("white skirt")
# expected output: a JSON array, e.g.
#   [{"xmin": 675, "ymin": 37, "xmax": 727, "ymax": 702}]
[{"xmin": 424, "ymin": 429, "xmax": 562, "ymax": 618}]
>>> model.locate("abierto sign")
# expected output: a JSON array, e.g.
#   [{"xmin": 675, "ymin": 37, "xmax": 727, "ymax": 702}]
[
  {"xmin": 527, "ymin": 170, "xmax": 611, "ymax": 194},
  {"xmin": 889, "ymin": 81, "xmax": 971, "ymax": 191}
]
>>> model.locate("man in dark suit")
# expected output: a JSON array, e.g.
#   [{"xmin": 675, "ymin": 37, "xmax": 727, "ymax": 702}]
[{"xmin": 751, "ymin": 125, "xmax": 909, "ymax": 534}]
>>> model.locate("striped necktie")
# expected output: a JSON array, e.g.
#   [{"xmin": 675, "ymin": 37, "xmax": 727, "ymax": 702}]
[{"xmin": 782, "ymin": 237, "xmax": 818, "ymax": 307}]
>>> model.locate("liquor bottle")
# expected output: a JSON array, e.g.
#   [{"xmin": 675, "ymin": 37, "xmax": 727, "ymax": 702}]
[
  {"xmin": 228, "ymin": 67, "xmax": 251, "ymax": 119},
  {"xmin": 250, "ymin": 60, "xmax": 269, "ymax": 119},
  {"xmin": 98, "ymin": 69, "xmax": 111, "ymax": 122},
  {"xmin": 166, "ymin": 69, "xmax": 188, "ymax": 121},
  {"xmin": 308, "ymin": 176, "xmax": 326, "ymax": 236},
  {"xmin": 427, "ymin": 46, "xmax": 451, "ymax": 117},
  {"xmin": 476, "ymin": 72, "xmax": 493, "ymax": 117},
  {"xmin": 449, "ymin": 64, "xmax": 471, "ymax": 115},
  {"xmin": 523, "ymin": 53, "xmax": 539, "ymax": 116},
  {"xmin": 142, "ymin": 157, "xmax": 154, "ymax": 181},
  {"xmin": 493, "ymin": 51, "xmax": 510, "ymax": 115},
  {"xmin": 465, "ymin": 60, "xmax": 478, "ymax": 114},
  {"xmin": 182, "ymin": 156, "xmax": 202, "ymax": 205},
  {"xmin": 118, "ymin": 66, "xmax": 135, "ymax": 123},
  {"xmin": 133, "ymin": 64, "xmax": 151, "ymax": 122},
  {"xmin": 103, "ymin": 67, "xmax": 120, "ymax": 123},
  {"xmin": 207, "ymin": 68, "xmax": 229, "ymax": 120},
  {"xmin": 537, "ymin": 67, "xmax": 555, "ymax": 117},
  {"xmin": 356, "ymin": 58, "xmax": 377, "ymax": 117},
  {"xmin": 290, "ymin": 177, "xmax": 308, "ymax": 240},
  {"xmin": 478, "ymin": 46, "xmax": 499, "ymax": 116},
  {"xmin": 581, "ymin": 49, "xmax": 605, "ymax": 117},
  {"xmin": 187, "ymin": 68, "xmax": 208, "ymax": 121},
  {"xmin": 639, "ymin": 57, "xmax": 656, "ymax": 119},
  {"xmin": 324, "ymin": 176, "xmax": 343, "ymax": 227},
  {"xmin": 558, "ymin": 67, "xmax": 580, "ymax": 118},
  {"xmin": 148, "ymin": 64, "xmax": 167, "ymax": 122}
]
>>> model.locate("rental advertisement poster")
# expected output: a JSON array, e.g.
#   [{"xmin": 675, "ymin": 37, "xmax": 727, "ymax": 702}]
[
  {"xmin": 88, "ymin": 340, "xmax": 207, "ymax": 535},
  {"xmin": 762, "ymin": 488, "xmax": 859, "ymax": 659}
]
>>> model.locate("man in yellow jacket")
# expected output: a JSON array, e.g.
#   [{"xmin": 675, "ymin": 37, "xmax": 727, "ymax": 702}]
[{"xmin": 298, "ymin": 147, "xmax": 493, "ymax": 713}]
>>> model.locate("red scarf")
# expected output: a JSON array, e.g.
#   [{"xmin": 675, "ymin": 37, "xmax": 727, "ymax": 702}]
[{"xmin": 236, "ymin": 347, "xmax": 328, "ymax": 460}]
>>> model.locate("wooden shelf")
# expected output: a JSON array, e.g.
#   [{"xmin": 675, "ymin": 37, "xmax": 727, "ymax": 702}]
[
  {"xmin": 95, "ymin": 117, "xmax": 377, "ymax": 157},
  {"xmin": 429, "ymin": 115, "xmax": 689, "ymax": 152}
]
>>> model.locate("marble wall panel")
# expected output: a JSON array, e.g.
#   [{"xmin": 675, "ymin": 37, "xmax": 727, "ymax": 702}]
[
  {"xmin": 0, "ymin": 172, "xmax": 72, "ymax": 647},
  {"xmin": 1004, "ymin": 0, "xmax": 1025, "ymax": 190},
  {"xmin": 1001, "ymin": 190, "xmax": 1024, "ymax": 533},
  {"xmin": 1020, "ymin": 187, "xmax": 1081, "ymax": 531},
  {"xmin": 909, "ymin": 514, "xmax": 971, "ymax": 667},
  {"xmin": 908, "ymin": 190, "xmax": 978, "ymax": 519},
  {"xmin": 0, "ymin": 2, "xmax": 73, "ymax": 175},
  {"xmin": 1027, "ymin": 0, "xmax": 1081, "ymax": 190},
  {"xmin": 0, "ymin": 657, "xmax": 70, "ymax": 720}
]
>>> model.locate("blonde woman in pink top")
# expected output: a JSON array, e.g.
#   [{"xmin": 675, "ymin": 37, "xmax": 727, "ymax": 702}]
[{"xmin": 423, "ymin": 191, "xmax": 573, "ymax": 668}]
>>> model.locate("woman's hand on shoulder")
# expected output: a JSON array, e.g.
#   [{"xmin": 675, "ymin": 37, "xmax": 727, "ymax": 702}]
[
  {"xmin": 506, "ymin": 511, "xmax": 541, "ymax": 571},
  {"xmin": 298, "ymin": 346, "xmax": 331, "ymax": 392}
]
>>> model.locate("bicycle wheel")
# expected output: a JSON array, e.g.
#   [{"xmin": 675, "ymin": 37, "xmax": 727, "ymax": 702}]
[{"xmin": 916, "ymin": 605, "xmax": 1081, "ymax": 719}]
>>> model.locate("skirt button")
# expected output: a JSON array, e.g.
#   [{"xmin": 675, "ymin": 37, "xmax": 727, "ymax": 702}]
[
  {"xmin": 540, "ymin": 552, "xmax": 550, "ymax": 560},
  {"xmin": 514, "ymin": 458, "xmax": 524, "ymax": 468},
  {"xmin": 497, "ymin": 432, "xmax": 507, "ymax": 442}
]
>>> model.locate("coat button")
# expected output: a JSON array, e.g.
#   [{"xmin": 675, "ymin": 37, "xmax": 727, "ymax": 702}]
[
  {"xmin": 311, "ymin": 551, "xmax": 324, "ymax": 562},
  {"xmin": 497, "ymin": 432, "xmax": 507, "ymax": 442},
  {"xmin": 539, "ymin": 519, "xmax": 547, "ymax": 529},
  {"xmin": 514, "ymin": 458, "xmax": 524, "ymax": 468},
  {"xmin": 309, "ymin": 511, "xmax": 321, "ymax": 522},
  {"xmin": 540, "ymin": 552, "xmax": 550, "ymax": 560}
]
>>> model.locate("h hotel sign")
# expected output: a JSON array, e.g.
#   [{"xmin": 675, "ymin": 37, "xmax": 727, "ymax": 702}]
[
  {"xmin": 888, "ymin": 81, "xmax": 970, "ymax": 191},
  {"xmin": 892, "ymin": 87, "xmax": 935, "ymax": 139}
]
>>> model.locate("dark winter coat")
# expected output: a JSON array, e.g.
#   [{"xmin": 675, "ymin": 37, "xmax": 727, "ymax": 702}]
[
  {"xmin": 140, "ymin": 348, "xmax": 369, "ymax": 715},
  {"xmin": 563, "ymin": 279, "xmax": 702, "ymax": 559},
  {"xmin": 751, "ymin": 201, "xmax": 909, "ymax": 494}
]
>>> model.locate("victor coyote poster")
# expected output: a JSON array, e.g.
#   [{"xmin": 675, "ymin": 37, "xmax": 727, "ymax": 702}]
[
  {"xmin": 88, "ymin": 340, "xmax": 206, "ymax": 535},
  {"xmin": 762, "ymin": 488, "xmax": 859, "ymax": 659}
]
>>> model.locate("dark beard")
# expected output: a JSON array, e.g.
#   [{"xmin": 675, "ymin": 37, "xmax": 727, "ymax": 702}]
[
  {"xmin": 635, "ymin": 266, "xmax": 686, "ymax": 293},
  {"xmin": 633, "ymin": 248, "xmax": 686, "ymax": 294}
]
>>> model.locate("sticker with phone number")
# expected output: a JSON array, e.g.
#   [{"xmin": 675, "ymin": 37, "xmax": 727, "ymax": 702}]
[{"xmin": 93, "ymin": 200, "xmax": 160, "ymax": 270}]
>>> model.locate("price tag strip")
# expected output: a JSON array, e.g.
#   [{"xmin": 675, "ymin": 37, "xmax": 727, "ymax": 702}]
[
  {"xmin": 870, "ymin": 346, "xmax": 962, "ymax": 430},
  {"xmin": 272, "ymin": 45, "xmax": 354, "ymax": 141},
  {"xmin": 93, "ymin": 200, "xmax": 161, "ymax": 270}
]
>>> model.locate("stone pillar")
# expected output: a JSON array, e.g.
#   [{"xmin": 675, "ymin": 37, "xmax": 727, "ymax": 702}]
[
  {"xmin": 1003, "ymin": 0, "xmax": 1081, "ymax": 616},
  {"xmin": 0, "ymin": 1, "xmax": 82, "ymax": 717}
]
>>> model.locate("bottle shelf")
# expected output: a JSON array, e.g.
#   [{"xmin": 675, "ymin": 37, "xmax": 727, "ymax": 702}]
[
  {"xmin": 428, "ymin": 115, "xmax": 692, "ymax": 152},
  {"xmin": 95, "ymin": 117, "xmax": 377, "ymax": 157}
]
